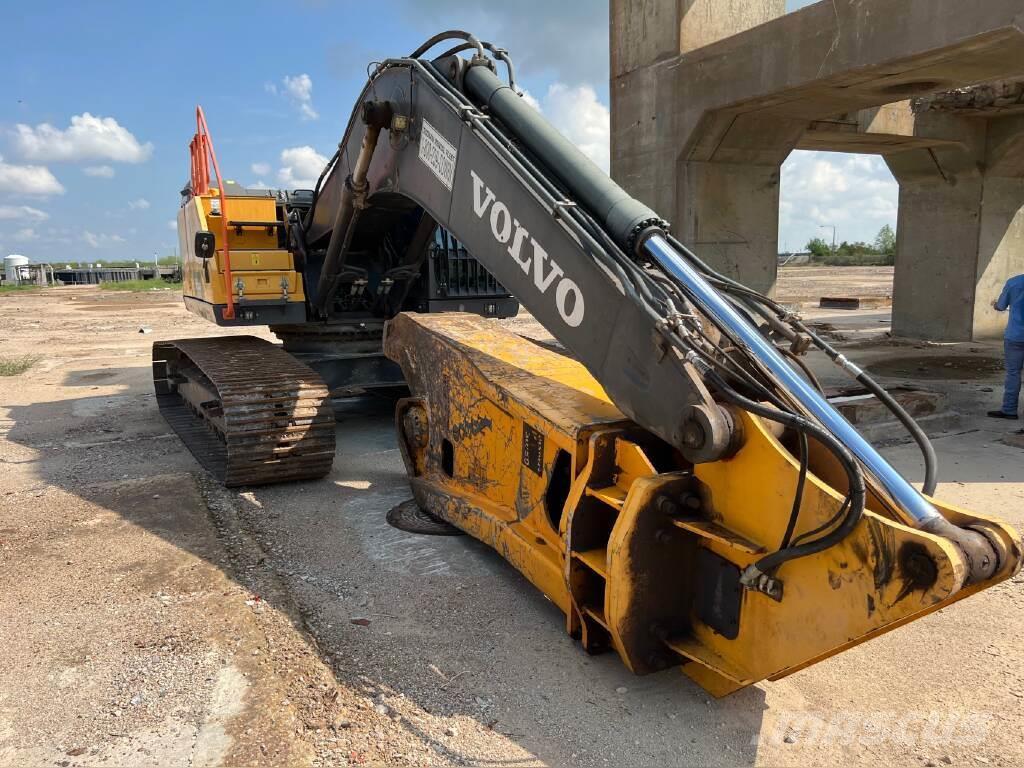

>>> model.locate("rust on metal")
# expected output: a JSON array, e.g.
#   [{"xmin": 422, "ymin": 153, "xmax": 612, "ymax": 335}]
[{"xmin": 152, "ymin": 336, "xmax": 335, "ymax": 486}]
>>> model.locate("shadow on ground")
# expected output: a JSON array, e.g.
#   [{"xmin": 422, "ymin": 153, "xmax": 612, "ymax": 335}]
[{"xmin": 4, "ymin": 370, "xmax": 769, "ymax": 766}]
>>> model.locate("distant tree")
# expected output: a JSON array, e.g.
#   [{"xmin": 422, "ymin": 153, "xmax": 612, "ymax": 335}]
[
  {"xmin": 874, "ymin": 224, "xmax": 896, "ymax": 265},
  {"xmin": 806, "ymin": 237, "xmax": 831, "ymax": 261}
]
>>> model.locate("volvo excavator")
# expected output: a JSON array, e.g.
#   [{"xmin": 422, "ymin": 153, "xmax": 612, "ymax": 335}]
[{"xmin": 154, "ymin": 31, "xmax": 1023, "ymax": 696}]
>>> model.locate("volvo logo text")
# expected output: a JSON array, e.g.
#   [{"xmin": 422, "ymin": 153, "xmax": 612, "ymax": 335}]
[{"xmin": 471, "ymin": 170, "xmax": 585, "ymax": 327}]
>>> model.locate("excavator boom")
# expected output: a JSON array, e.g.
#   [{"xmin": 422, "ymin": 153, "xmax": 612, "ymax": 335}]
[{"xmin": 161, "ymin": 32, "xmax": 1023, "ymax": 696}]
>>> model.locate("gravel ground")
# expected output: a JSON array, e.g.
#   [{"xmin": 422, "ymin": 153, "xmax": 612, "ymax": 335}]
[{"xmin": 1, "ymin": 279, "xmax": 1022, "ymax": 767}]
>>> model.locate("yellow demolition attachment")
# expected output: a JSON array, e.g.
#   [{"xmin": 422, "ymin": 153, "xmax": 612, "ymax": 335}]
[{"xmin": 385, "ymin": 312, "xmax": 1022, "ymax": 697}]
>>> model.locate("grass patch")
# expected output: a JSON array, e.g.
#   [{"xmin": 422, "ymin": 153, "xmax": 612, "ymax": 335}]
[
  {"xmin": 0, "ymin": 354, "xmax": 41, "ymax": 376},
  {"xmin": 99, "ymin": 279, "xmax": 182, "ymax": 292},
  {"xmin": 0, "ymin": 284, "xmax": 42, "ymax": 295}
]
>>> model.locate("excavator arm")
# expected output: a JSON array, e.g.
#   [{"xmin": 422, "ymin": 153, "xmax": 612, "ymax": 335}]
[
  {"xmin": 300, "ymin": 33, "xmax": 1021, "ymax": 694},
  {"xmin": 303, "ymin": 45, "xmax": 729, "ymax": 461}
]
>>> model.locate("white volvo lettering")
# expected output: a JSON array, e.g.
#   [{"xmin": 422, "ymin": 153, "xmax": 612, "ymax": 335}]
[{"xmin": 470, "ymin": 170, "xmax": 585, "ymax": 327}]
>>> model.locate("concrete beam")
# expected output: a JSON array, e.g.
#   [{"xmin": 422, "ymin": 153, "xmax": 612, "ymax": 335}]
[
  {"xmin": 887, "ymin": 110, "xmax": 1024, "ymax": 340},
  {"xmin": 611, "ymin": 0, "xmax": 784, "ymax": 79},
  {"xmin": 797, "ymin": 103, "xmax": 961, "ymax": 155},
  {"xmin": 614, "ymin": 0, "xmax": 1024, "ymax": 201},
  {"xmin": 611, "ymin": 0, "xmax": 1024, "ymax": 305}
]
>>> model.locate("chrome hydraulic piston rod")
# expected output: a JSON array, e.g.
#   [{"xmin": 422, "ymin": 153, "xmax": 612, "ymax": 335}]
[
  {"xmin": 645, "ymin": 231, "xmax": 996, "ymax": 583},
  {"xmin": 643, "ymin": 233, "xmax": 939, "ymax": 526}
]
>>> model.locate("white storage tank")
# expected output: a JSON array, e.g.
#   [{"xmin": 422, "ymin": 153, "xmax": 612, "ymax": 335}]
[{"xmin": 4, "ymin": 254, "xmax": 29, "ymax": 283}]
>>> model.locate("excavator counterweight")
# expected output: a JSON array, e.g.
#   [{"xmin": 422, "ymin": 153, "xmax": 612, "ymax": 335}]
[{"xmin": 156, "ymin": 31, "xmax": 1023, "ymax": 696}]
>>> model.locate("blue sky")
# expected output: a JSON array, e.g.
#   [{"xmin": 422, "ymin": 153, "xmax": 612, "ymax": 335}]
[{"xmin": 0, "ymin": 0, "xmax": 894, "ymax": 262}]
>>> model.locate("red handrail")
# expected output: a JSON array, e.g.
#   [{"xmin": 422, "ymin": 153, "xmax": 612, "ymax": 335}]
[{"xmin": 189, "ymin": 106, "xmax": 235, "ymax": 320}]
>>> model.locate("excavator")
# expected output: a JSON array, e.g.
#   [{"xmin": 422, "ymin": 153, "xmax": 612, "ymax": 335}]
[{"xmin": 154, "ymin": 31, "xmax": 1022, "ymax": 696}]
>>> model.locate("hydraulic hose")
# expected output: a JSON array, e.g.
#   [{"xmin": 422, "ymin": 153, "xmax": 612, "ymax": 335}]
[
  {"xmin": 432, "ymin": 41, "xmax": 518, "ymax": 91},
  {"xmin": 644, "ymin": 233, "xmax": 942, "ymax": 528},
  {"xmin": 795, "ymin": 325, "xmax": 939, "ymax": 496},
  {"xmin": 693, "ymin": 363, "xmax": 865, "ymax": 599},
  {"xmin": 409, "ymin": 30, "xmax": 485, "ymax": 60},
  {"xmin": 655, "ymin": 235, "xmax": 997, "ymax": 583},
  {"xmin": 665, "ymin": 234, "xmax": 939, "ymax": 496}
]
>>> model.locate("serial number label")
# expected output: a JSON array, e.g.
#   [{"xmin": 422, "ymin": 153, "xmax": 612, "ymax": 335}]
[
  {"xmin": 418, "ymin": 118, "xmax": 457, "ymax": 190},
  {"xmin": 522, "ymin": 424, "xmax": 544, "ymax": 476}
]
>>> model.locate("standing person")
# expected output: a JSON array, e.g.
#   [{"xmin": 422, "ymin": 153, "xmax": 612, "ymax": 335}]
[{"xmin": 988, "ymin": 273, "xmax": 1024, "ymax": 420}]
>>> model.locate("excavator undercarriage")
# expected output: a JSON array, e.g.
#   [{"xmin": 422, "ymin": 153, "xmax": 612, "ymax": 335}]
[
  {"xmin": 155, "ymin": 30, "xmax": 1023, "ymax": 696},
  {"xmin": 153, "ymin": 336, "xmax": 335, "ymax": 486}
]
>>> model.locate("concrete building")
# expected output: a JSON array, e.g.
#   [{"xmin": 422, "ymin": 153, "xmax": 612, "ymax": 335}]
[
  {"xmin": 51, "ymin": 265, "xmax": 180, "ymax": 285},
  {"xmin": 611, "ymin": 0, "xmax": 1024, "ymax": 340}
]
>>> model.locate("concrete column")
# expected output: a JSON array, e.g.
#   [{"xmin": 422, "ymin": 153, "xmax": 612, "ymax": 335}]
[
  {"xmin": 611, "ymin": 0, "xmax": 788, "ymax": 295},
  {"xmin": 611, "ymin": 0, "xmax": 784, "ymax": 79},
  {"xmin": 678, "ymin": 159, "xmax": 784, "ymax": 293},
  {"xmin": 678, "ymin": 0, "xmax": 785, "ymax": 53},
  {"xmin": 889, "ymin": 112, "xmax": 1024, "ymax": 340}
]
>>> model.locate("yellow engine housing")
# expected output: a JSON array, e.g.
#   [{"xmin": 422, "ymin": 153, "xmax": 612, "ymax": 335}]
[{"xmin": 178, "ymin": 186, "xmax": 306, "ymax": 325}]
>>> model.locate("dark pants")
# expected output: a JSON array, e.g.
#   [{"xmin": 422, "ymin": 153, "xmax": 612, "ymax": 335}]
[{"xmin": 1002, "ymin": 340, "xmax": 1024, "ymax": 414}]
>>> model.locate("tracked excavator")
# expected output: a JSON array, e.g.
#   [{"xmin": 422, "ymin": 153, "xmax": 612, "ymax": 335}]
[{"xmin": 155, "ymin": 31, "xmax": 1023, "ymax": 696}]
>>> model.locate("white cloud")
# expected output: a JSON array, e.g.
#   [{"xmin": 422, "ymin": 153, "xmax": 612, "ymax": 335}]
[
  {"xmin": 779, "ymin": 150, "xmax": 899, "ymax": 251},
  {"xmin": 128, "ymin": 197, "xmax": 150, "ymax": 210},
  {"xmin": 540, "ymin": 83, "xmax": 610, "ymax": 172},
  {"xmin": 82, "ymin": 230, "xmax": 126, "ymax": 248},
  {"xmin": 280, "ymin": 74, "xmax": 318, "ymax": 120},
  {"xmin": 83, "ymin": 165, "xmax": 115, "ymax": 178},
  {"xmin": 519, "ymin": 89, "xmax": 542, "ymax": 112},
  {"xmin": 519, "ymin": 84, "xmax": 610, "ymax": 172},
  {"xmin": 167, "ymin": 219, "xmax": 178, "ymax": 231},
  {"xmin": 13, "ymin": 227, "xmax": 38, "ymax": 242},
  {"xmin": 14, "ymin": 113, "xmax": 153, "ymax": 164},
  {"xmin": 395, "ymin": 0, "xmax": 607, "ymax": 86},
  {"xmin": 0, "ymin": 205, "xmax": 48, "ymax": 221},
  {"xmin": 277, "ymin": 146, "xmax": 328, "ymax": 189},
  {"xmin": 251, "ymin": 161, "xmax": 271, "ymax": 176},
  {"xmin": 0, "ymin": 155, "xmax": 64, "ymax": 196}
]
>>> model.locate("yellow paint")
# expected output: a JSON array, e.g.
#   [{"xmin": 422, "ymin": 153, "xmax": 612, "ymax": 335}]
[
  {"xmin": 386, "ymin": 312, "xmax": 1023, "ymax": 696},
  {"xmin": 178, "ymin": 190, "xmax": 305, "ymax": 317}
]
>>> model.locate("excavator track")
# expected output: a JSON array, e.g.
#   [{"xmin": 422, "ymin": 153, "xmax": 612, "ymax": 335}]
[{"xmin": 152, "ymin": 336, "xmax": 335, "ymax": 487}]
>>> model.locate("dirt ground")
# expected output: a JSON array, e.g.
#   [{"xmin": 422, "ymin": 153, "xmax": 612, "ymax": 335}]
[
  {"xmin": 775, "ymin": 265, "xmax": 895, "ymax": 303},
  {"xmin": 1, "ymin": 272, "xmax": 1023, "ymax": 767}
]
